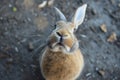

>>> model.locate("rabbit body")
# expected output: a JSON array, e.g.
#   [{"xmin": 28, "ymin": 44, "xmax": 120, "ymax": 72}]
[
  {"xmin": 40, "ymin": 4, "xmax": 87, "ymax": 80},
  {"xmin": 41, "ymin": 47, "xmax": 84, "ymax": 80}
]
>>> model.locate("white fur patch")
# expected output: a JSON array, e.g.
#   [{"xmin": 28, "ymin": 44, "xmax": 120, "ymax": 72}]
[{"xmin": 50, "ymin": 43, "xmax": 71, "ymax": 54}]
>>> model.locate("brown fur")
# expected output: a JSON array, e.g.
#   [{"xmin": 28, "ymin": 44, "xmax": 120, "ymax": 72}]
[
  {"xmin": 40, "ymin": 21, "xmax": 84, "ymax": 80},
  {"xmin": 40, "ymin": 4, "xmax": 87, "ymax": 79},
  {"xmin": 41, "ymin": 47, "xmax": 84, "ymax": 80}
]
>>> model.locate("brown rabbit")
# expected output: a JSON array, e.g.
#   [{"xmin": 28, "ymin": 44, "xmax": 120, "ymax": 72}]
[{"xmin": 40, "ymin": 4, "xmax": 87, "ymax": 80}]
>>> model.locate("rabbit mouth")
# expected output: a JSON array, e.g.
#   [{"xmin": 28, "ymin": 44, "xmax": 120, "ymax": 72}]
[
  {"xmin": 54, "ymin": 42, "xmax": 66, "ymax": 48},
  {"xmin": 48, "ymin": 41, "xmax": 72, "ymax": 53},
  {"xmin": 57, "ymin": 42, "xmax": 64, "ymax": 46},
  {"xmin": 47, "ymin": 37, "xmax": 79, "ymax": 53},
  {"xmin": 47, "ymin": 39, "xmax": 79, "ymax": 53}
]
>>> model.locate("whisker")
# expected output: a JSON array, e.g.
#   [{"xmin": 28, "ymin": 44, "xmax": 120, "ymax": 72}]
[
  {"xmin": 23, "ymin": 34, "xmax": 42, "ymax": 38},
  {"xmin": 32, "ymin": 43, "xmax": 47, "ymax": 56},
  {"xmin": 32, "ymin": 39, "xmax": 41, "ymax": 44},
  {"xmin": 30, "ymin": 35, "xmax": 42, "ymax": 37}
]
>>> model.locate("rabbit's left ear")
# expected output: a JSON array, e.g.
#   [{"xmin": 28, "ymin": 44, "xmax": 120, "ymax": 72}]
[
  {"xmin": 54, "ymin": 7, "xmax": 67, "ymax": 21},
  {"xmin": 72, "ymin": 4, "xmax": 87, "ymax": 30}
]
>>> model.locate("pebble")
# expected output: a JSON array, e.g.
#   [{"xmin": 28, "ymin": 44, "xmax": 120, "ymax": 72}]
[
  {"xmin": 21, "ymin": 39, "xmax": 27, "ymax": 43},
  {"xmin": 15, "ymin": 47, "xmax": 19, "ymax": 52},
  {"xmin": 95, "ymin": 67, "xmax": 99, "ymax": 71},
  {"xmin": 80, "ymin": 34, "xmax": 87, "ymax": 38},
  {"xmin": 86, "ymin": 73, "xmax": 91, "ymax": 77},
  {"xmin": 113, "ymin": 77, "xmax": 118, "ymax": 80},
  {"xmin": 111, "ymin": 0, "xmax": 115, "ymax": 4},
  {"xmin": 28, "ymin": 42, "xmax": 34, "ymax": 51},
  {"xmin": 8, "ymin": 4, "xmax": 12, "ymax": 7},
  {"xmin": 114, "ymin": 64, "xmax": 118, "ymax": 68},
  {"xmin": 0, "ymin": 17, "xmax": 3, "ymax": 20},
  {"xmin": 118, "ymin": 3, "xmax": 120, "ymax": 7},
  {"xmin": 27, "ymin": 17, "xmax": 32, "ymax": 22},
  {"xmin": 30, "ymin": 64, "xmax": 37, "ymax": 68},
  {"xmin": 20, "ymin": 68, "xmax": 24, "ymax": 72}
]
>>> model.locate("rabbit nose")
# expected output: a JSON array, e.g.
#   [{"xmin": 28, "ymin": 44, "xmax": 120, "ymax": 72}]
[{"xmin": 56, "ymin": 32, "xmax": 63, "ymax": 42}]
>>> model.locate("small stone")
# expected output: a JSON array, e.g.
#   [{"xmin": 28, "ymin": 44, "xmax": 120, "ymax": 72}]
[
  {"xmin": 111, "ymin": 0, "xmax": 115, "ymax": 4},
  {"xmin": 81, "ymin": 34, "xmax": 87, "ymax": 38},
  {"xmin": 90, "ymin": 58, "xmax": 95, "ymax": 63},
  {"xmin": 97, "ymin": 69, "xmax": 105, "ymax": 77},
  {"xmin": 100, "ymin": 24, "xmax": 107, "ymax": 33},
  {"xmin": 8, "ymin": 4, "xmax": 12, "ymax": 7},
  {"xmin": 20, "ymin": 68, "xmax": 24, "ymax": 72},
  {"xmin": 21, "ymin": 39, "xmax": 27, "ymax": 43},
  {"xmin": 86, "ymin": 73, "xmax": 91, "ymax": 77},
  {"xmin": 27, "ymin": 17, "xmax": 31, "ymax": 22},
  {"xmin": 0, "ymin": 17, "xmax": 3, "ymax": 20},
  {"xmin": 118, "ymin": 3, "xmax": 120, "ymax": 7},
  {"xmin": 28, "ymin": 42, "xmax": 34, "ymax": 51},
  {"xmin": 38, "ymin": 1, "xmax": 47, "ymax": 9},
  {"xmin": 48, "ymin": 0, "xmax": 54, "ymax": 6},
  {"xmin": 95, "ymin": 67, "xmax": 99, "ymax": 71},
  {"xmin": 30, "ymin": 64, "xmax": 37, "ymax": 68},
  {"xmin": 15, "ymin": 47, "xmax": 19, "ymax": 52},
  {"xmin": 107, "ymin": 32, "xmax": 117, "ymax": 42},
  {"xmin": 113, "ymin": 77, "xmax": 118, "ymax": 80}
]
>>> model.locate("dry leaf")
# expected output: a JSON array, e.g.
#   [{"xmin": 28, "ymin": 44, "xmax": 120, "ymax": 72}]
[
  {"xmin": 100, "ymin": 24, "xmax": 107, "ymax": 33},
  {"xmin": 107, "ymin": 32, "xmax": 117, "ymax": 42},
  {"xmin": 38, "ymin": 1, "xmax": 47, "ymax": 9},
  {"xmin": 97, "ymin": 70, "xmax": 105, "ymax": 77}
]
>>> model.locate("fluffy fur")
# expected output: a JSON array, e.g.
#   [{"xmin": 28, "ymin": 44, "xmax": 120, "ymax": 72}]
[{"xmin": 40, "ymin": 4, "xmax": 87, "ymax": 80}]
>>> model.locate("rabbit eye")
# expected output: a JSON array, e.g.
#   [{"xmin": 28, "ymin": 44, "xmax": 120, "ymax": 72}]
[{"xmin": 74, "ymin": 28, "xmax": 77, "ymax": 32}]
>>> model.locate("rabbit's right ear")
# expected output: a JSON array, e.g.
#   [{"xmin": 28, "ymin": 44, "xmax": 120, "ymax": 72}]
[
  {"xmin": 54, "ymin": 7, "xmax": 67, "ymax": 21},
  {"xmin": 72, "ymin": 4, "xmax": 87, "ymax": 31}
]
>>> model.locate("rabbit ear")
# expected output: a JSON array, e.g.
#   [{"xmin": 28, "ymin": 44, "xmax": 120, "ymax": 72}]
[
  {"xmin": 54, "ymin": 7, "xmax": 67, "ymax": 21},
  {"xmin": 72, "ymin": 4, "xmax": 87, "ymax": 30}
]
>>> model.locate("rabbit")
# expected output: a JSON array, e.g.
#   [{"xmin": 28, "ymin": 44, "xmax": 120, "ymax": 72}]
[{"xmin": 40, "ymin": 4, "xmax": 87, "ymax": 80}]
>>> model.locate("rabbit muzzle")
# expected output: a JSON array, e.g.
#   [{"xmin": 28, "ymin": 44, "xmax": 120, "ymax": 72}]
[{"xmin": 47, "ymin": 34, "xmax": 78, "ymax": 53}]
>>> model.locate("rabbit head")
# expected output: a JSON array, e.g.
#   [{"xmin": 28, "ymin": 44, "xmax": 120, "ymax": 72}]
[{"xmin": 47, "ymin": 4, "xmax": 87, "ymax": 53}]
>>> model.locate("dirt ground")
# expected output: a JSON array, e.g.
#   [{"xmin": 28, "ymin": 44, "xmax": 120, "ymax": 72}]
[{"xmin": 0, "ymin": 0, "xmax": 120, "ymax": 80}]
